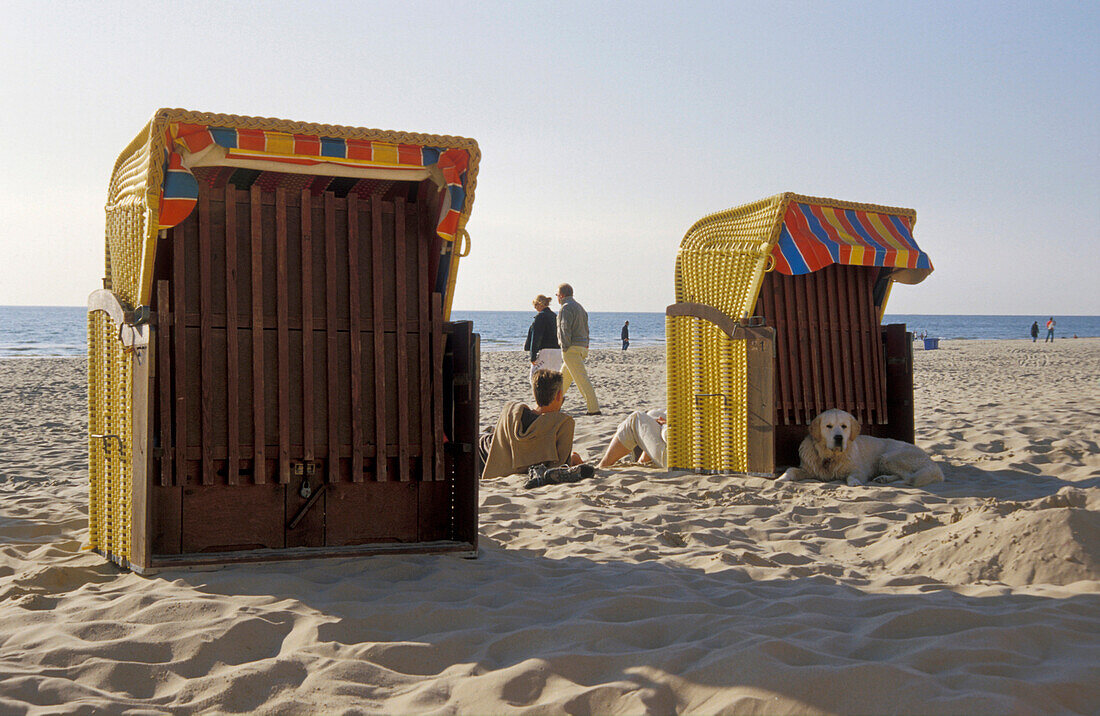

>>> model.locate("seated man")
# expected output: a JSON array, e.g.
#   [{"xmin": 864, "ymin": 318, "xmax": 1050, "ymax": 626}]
[
  {"xmin": 597, "ymin": 409, "xmax": 668, "ymax": 468},
  {"xmin": 480, "ymin": 369, "xmax": 583, "ymax": 480}
]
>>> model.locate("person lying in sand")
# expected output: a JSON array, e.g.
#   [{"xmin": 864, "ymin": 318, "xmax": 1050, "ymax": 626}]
[
  {"xmin": 480, "ymin": 369, "xmax": 584, "ymax": 480},
  {"xmin": 597, "ymin": 409, "xmax": 668, "ymax": 468}
]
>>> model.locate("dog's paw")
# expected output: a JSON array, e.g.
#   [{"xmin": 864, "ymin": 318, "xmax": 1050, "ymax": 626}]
[
  {"xmin": 776, "ymin": 469, "xmax": 803, "ymax": 482},
  {"xmin": 872, "ymin": 474, "xmax": 903, "ymax": 485},
  {"xmin": 846, "ymin": 475, "xmax": 866, "ymax": 487}
]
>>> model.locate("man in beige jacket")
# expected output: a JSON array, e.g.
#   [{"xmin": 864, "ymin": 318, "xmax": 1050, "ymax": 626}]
[{"xmin": 480, "ymin": 370, "xmax": 583, "ymax": 480}]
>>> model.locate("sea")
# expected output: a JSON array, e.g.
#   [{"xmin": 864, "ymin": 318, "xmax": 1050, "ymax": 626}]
[{"xmin": 2, "ymin": 305, "xmax": 1098, "ymax": 357}]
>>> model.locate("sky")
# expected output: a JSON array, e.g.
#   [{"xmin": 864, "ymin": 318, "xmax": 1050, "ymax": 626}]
[{"xmin": 1, "ymin": 1, "xmax": 1097, "ymax": 315}]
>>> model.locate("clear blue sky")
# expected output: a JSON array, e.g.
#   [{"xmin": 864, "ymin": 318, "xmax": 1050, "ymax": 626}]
[{"xmin": 1, "ymin": 0, "xmax": 1097, "ymax": 314}]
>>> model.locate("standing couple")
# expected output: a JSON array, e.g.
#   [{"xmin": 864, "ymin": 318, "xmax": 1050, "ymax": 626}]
[{"xmin": 524, "ymin": 283, "xmax": 600, "ymax": 415}]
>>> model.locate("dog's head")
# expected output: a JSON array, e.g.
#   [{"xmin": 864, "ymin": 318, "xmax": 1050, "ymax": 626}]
[{"xmin": 809, "ymin": 409, "xmax": 860, "ymax": 453}]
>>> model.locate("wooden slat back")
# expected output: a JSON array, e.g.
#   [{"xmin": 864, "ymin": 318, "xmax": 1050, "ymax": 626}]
[
  {"xmin": 224, "ymin": 189, "xmax": 240, "ymax": 485},
  {"xmin": 347, "ymin": 194, "xmax": 364, "ymax": 482},
  {"xmin": 159, "ymin": 184, "xmax": 443, "ymax": 486},
  {"xmin": 172, "ymin": 221, "xmax": 187, "ymax": 484},
  {"xmin": 156, "ymin": 279, "xmax": 173, "ymax": 486},
  {"xmin": 324, "ymin": 193, "xmax": 340, "ymax": 483},
  {"xmin": 275, "ymin": 189, "xmax": 291, "ymax": 484},
  {"xmin": 369, "ymin": 194, "xmax": 390, "ymax": 482},
  {"xmin": 249, "ymin": 185, "xmax": 267, "ymax": 483},
  {"xmin": 755, "ymin": 264, "xmax": 888, "ymax": 426}
]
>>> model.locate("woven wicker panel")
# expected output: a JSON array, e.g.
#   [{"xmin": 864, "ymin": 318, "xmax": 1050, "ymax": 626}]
[
  {"xmin": 665, "ymin": 314, "xmax": 748, "ymax": 472},
  {"xmin": 87, "ymin": 310, "xmax": 132, "ymax": 560},
  {"xmin": 675, "ymin": 194, "xmax": 787, "ymax": 321}
]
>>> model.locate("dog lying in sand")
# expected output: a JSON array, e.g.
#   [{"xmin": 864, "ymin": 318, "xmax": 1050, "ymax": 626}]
[{"xmin": 777, "ymin": 409, "xmax": 944, "ymax": 487}]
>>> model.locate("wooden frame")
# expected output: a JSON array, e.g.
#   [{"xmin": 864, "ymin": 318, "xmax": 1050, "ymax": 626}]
[{"xmin": 124, "ymin": 173, "xmax": 478, "ymax": 572}]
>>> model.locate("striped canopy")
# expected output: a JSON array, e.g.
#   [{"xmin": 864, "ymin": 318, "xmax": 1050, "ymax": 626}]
[
  {"xmin": 159, "ymin": 123, "xmax": 470, "ymax": 243},
  {"xmin": 105, "ymin": 109, "xmax": 479, "ymax": 311},
  {"xmin": 675, "ymin": 193, "xmax": 933, "ymax": 325},
  {"xmin": 771, "ymin": 200, "xmax": 932, "ymax": 280}
]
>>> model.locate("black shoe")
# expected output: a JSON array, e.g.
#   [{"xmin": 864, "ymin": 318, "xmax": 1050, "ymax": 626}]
[
  {"xmin": 543, "ymin": 463, "xmax": 596, "ymax": 484},
  {"xmin": 524, "ymin": 464, "xmax": 556, "ymax": 489}
]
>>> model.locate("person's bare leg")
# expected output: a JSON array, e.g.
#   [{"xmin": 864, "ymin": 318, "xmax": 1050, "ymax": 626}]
[
  {"xmin": 598, "ymin": 437, "xmax": 631, "ymax": 468},
  {"xmin": 569, "ymin": 452, "xmax": 583, "ymax": 466}
]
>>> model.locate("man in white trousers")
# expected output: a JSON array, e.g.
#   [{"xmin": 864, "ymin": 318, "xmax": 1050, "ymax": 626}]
[
  {"xmin": 597, "ymin": 410, "xmax": 667, "ymax": 468},
  {"xmin": 555, "ymin": 283, "xmax": 600, "ymax": 415}
]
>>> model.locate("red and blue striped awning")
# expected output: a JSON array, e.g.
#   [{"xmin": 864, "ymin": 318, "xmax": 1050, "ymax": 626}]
[
  {"xmin": 771, "ymin": 201, "xmax": 932, "ymax": 276},
  {"xmin": 157, "ymin": 123, "xmax": 470, "ymax": 242}
]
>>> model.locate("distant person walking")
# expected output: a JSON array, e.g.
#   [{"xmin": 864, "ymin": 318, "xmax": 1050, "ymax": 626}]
[
  {"xmin": 555, "ymin": 283, "xmax": 600, "ymax": 415},
  {"xmin": 1030, "ymin": 321, "xmax": 1039, "ymax": 342},
  {"xmin": 524, "ymin": 294, "xmax": 562, "ymax": 378},
  {"xmin": 1045, "ymin": 317, "xmax": 1056, "ymax": 342},
  {"xmin": 621, "ymin": 321, "xmax": 630, "ymax": 351}
]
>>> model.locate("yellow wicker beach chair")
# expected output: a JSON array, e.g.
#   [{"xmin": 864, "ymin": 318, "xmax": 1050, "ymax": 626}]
[
  {"xmin": 666, "ymin": 193, "xmax": 934, "ymax": 473},
  {"xmin": 88, "ymin": 109, "xmax": 481, "ymax": 571}
]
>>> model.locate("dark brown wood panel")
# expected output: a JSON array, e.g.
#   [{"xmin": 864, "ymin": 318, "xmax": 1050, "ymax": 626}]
[
  {"xmin": 181, "ymin": 483, "xmax": 285, "ymax": 553},
  {"xmin": 301, "ymin": 189, "xmax": 315, "ymax": 464},
  {"xmin": 249, "ymin": 185, "xmax": 267, "ymax": 483},
  {"xmin": 156, "ymin": 280, "xmax": 173, "ymax": 487},
  {"xmin": 326, "ymin": 481, "xmax": 418, "ymax": 545},
  {"xmin": 755, "ymin": 265, "xmax": 889, "ymax": 428},
  {"xmin": 150, "ymin": 174, "xmax": 476, "ymax": 561},
  {"xmin": 199, "ymin": 191, "xmax": 215, "ymax": 484},
  {"xmin": 325, "ymin": 193, "xmax": 340, "ymax": 483},
  {"xmin": 417, "ymin": 202, "xmax": 434, "ymax": 481},
  {"xmin": 172, "ymin": 221, "xmax": 187, "ymax": 482},
  {"xmin": 394, "ymin": 197, "xmax": 410, "ymax": 481},
  {"xmin": 150, "ymin": 485, "xmax": 182, "ymax": 555},
  {"xmin": 431, "ymin": 292, "xmax": 444, "ymax": 481},
  {"xmin": 347, "ymin": 194, "xmax": 364, "ymax": 482},
  {"xmin": 224, "ymin": 188, "xmax": 240, "ymax": 485},
  {"xmin": 276, "ymin": 188, "xmax": 291, "ymax": 484},
  {"xmin": 370, "ymin": 195, "xmax": 389, "ymax": 482},
  {"xmin": 448, "ymin": 323, "xmax": 479, "ymax": 547}
]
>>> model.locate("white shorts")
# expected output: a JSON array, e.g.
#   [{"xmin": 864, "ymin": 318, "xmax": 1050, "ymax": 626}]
[{"xmin": 529, "ymin": 348, "xmax": 563, "ymax": 378}]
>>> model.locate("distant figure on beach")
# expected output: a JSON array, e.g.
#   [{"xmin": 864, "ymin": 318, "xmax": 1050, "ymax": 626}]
[
  {"xmin": 1031, "ymin": 321, "xmax": 1040, "ymax": 342},
  {"xmin": 598, "ymin": 409, "xmax": 668, "ymax": 469},
  {"xmin": 621, "ymin": 321, "xmax": 630, "ymax": 351},
  {"xmin": 556, "ymin": 283, "xmax": 600, "ymax": 415},
  {"xmin": 479, "ymin": 369, "xmax": 583, "ymax": 480},
  {"xmin": 1045, "ymin": 317, "xmax": 1056, "ymax": 342},
  {"xmin": 524, "ymin": 294, "xmax": 561, "ymax": 378}
]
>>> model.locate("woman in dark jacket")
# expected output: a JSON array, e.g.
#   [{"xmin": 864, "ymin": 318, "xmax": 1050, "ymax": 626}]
[{"xmin": 524, "ymin": 294, "xmax": 562, "ymax": 378}]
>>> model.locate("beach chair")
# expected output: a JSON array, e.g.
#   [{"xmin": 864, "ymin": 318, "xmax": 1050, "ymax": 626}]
[
  {"xmin": 667, "ymin": 193, "xmax": 934, "ymax": 472},
  {"xmin": 87, "ymin": 109, "xmax": 481, "ymax": 572}
]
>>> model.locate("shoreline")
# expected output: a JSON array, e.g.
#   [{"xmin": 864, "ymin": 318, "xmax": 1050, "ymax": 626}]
[{"xmin": 4, "ymin": 329, "xmax": 1099, "ymax": 360}]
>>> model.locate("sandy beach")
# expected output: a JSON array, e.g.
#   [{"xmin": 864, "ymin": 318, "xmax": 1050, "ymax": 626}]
[{"xmin": 1, "ymin": 339, "xmax": 1098, "ymax": 714}]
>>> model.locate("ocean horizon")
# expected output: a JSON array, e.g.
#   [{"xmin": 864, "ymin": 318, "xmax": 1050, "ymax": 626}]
[{"xmin": 2, "ymin": 306, "xmax": 1098, "ymax": 357}]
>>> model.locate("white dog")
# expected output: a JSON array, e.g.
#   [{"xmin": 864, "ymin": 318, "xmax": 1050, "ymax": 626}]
[{"xmin": 777, "ymin": 409, "xmax": 944, "ymax": 487}]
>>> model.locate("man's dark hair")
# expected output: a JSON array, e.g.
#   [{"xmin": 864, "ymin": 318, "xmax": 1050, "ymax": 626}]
[
  {"xmin": 532, "ymin": 369, "xmax": 563, "ymax": 407},
  {"xmin": 557, "ymin": 283, "xmax": 573, "ymax": 298}
]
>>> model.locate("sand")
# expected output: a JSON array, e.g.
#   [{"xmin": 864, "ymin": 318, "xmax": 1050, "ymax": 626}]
[{"xmin": 1, "ymin": 339, "xmax": 1098, "ymax": 714}]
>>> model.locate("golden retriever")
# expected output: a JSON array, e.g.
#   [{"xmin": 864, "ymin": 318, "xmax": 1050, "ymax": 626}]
[{"xmin": 777, "ymin": 409, "xmax": 944, "ymax": 487}]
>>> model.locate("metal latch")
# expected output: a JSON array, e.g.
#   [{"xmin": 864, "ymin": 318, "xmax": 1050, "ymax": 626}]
[{"xmin": 90, "ymin": 434, "xmax": 123, "ymax": 450}]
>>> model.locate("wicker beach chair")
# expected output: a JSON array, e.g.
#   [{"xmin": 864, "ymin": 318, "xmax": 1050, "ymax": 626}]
[
  {"xmin": 88, "ymin": 109, "xmax": 481, "ymax": 572},
  {"xmin": 666, "ymin": 193, "xmax": 934, "ymax": 473}
]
